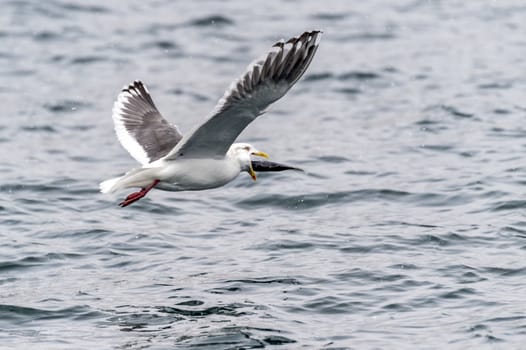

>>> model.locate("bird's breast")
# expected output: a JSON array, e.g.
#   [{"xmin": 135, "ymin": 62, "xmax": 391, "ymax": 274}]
[{"xmin": 157, "ymin": 158, "xmax": 240, "ymax": 191}]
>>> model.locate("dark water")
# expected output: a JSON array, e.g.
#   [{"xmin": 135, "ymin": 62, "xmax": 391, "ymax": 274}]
[{"xmin": 2, "ymin": 0, "xmax": 526, "ymax": 348}]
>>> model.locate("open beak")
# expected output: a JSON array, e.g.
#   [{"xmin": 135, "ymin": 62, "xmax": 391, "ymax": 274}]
[{"xmin": 249, "ymin": 150, "xmax": 269, "ymax": 181}]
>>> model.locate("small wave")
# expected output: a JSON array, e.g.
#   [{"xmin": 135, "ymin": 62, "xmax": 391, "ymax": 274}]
[
  {"xmin": 311, "ymin": 12, "xmax": 349, "ymax": 20},
  {"xmin": 501, "ymin": 225, "xmax": 526, "ymax": 238},
  {"xmin": 339, "ymin": 71, "xmax": 380, "ymax": 81},
  {"xmin": 441, "ymin": 105, "xmax": 474, "ymax": 118},
  {"xmin": 157, "ymin": 302, "xmax": 249, "ymax": 317},
  {"xmin": 33, "ymin": 31, "xmax": 60, "ymax": 41},
  {"xmin": 331, "ymin": 269, "xmax": 407, "ymax": 284},
  {"xmin": 335, "ymin": 87, "xmax": 362, "ymax": 95},
  {"xmin": 485, "ymin": 315, "xmax": 526, "ymax": 323},
  {"xmin": 493, "ymin": 108, "xmax": 511, "ymax": 115},
  {"xmin": 188, "ymin": 15, "xmax": 234, "ymax": 27},
  {"xmin": 44, "ymin": 100, "xmax": 91, "ymax": 113},
  {"xmin": 176, "ymin": 300, "xmax": 204, "ymax": 307},
  {"xmin": 345, "ymin": 32, "xmax": 396, "ymax": 41},
  {"xmin": 488, "ymin": 126, "xmax": 526, "ymax": 138},
  {"xmin": 168, "ymin": 88, "xmax": 210, "ymax": 102},
  {"xmin": 344, "ymin": 169, "xmax": 376, "ymax": 176},
  {"xmin": 175, "ymin": 325, "xmax": 296, "ymax": 348},
  {"xmin": 105, "ymin": 305, "xmax": 183, "ymax": 331},
  {"xmin": 401, "ymin": 233, "xmax": 486, "ymax": 249},
  {"xmin": 225, "ymin": 277, "xmax": 300, "ymax": 285},
  {"xmin": 490, "ymin": 200, "xmax": 526, "ymax": 211},
  {"xmin": 478, "ymin": 82, "xmax": 512, "ymax": 90},
  {"xmin": 0, "ymin": 252, "xmax": 84, "ymax": 273},
  {"xmin": 316, "ymin": 155, "xmax": 350, "ymax": 163},
  {"xmin": 1, "ymin": 182, "xmax": 62, "ymax": 193},
  {"xmin": 479, "ymin": 266, "xmax": 526, "ymax": 277},
  {"xmin": 419, "ymin": 144, "xmax": 454, "ymax": 152},
  {"xmin": 4, "ymin": 69, "xmax": 35, "ymax": 77},
  {"xmin": 142, "ymin": 40, "xmax": 179, "ymax": 51},
  {"xmin": 0, "ymin": 304, "xmax": 100, "ymax": 326},
  {"xmin": 69, "ymin": 56, "xmax": 107, "ymax": 65},
  {"xmin": 303, "ymin": 72, "xmax": 334, "ymax": 82},
  {"xmin": 254, "ymin": 239, "xmax": 315, "ymax": 251},
  {"xmin": 425, "ymin": 104, "xmax": 475, "ymax": 119},
  {"xmin": 439, "ymin": 287, "xmax": 477, "ymax": 299},
  {"xmin": 19, "ymin": 125, "xmax": 57, "ymax": 133},
  {"xmin": 262, "ymin": 335, "xmax": 296, "ymax": 345},
  {"xmin": 300, "ymin": 296, "xmax": 369, "ymax": 314},
  {"xmin": 60, "ymin": 3, "xmax": 109, "ymax": 13}
]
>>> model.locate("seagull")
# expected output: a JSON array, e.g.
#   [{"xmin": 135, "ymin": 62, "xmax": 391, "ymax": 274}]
[{"xmin": 100, "ymin": 30, "xmax": 321, "ymax": 207}]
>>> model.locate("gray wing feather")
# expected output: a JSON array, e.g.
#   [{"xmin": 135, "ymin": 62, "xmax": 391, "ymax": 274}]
[
  {"xmin": 112, "ymin": 81, "xmax": 183, "ymax": 165},
  {"xmin": 163, "ymin": 30, "xmax": 322, "ymax": 160}
]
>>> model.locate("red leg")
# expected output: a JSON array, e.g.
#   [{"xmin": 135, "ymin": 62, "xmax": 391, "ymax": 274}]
[{"xmin": 119, "ymin": 179, "xmax": 160, "ymax": 207}]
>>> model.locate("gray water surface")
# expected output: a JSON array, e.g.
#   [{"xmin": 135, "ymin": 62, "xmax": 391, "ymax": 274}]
[{"xmin": 1, "ymin": 1, "xmax": 526, "ymax": 349}]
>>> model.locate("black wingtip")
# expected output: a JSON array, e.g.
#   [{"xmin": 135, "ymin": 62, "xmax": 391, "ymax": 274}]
[
  {"xmin": 121, "ymin": 80, "xmax": 144, "ymax": 92},
  {"xmin": 274, "ymin": 30, "xmax": 322, "ymax": 47}
]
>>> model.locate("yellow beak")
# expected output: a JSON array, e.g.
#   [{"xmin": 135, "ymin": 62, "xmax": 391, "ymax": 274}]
[{"xmin": 251, "ymin": 151, "xmax": 269, "ymax": 159}]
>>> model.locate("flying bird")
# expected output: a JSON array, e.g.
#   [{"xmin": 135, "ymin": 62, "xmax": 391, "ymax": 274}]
[{"xmin": 100, "ymin": 30, "xmax": 321, "ymax": 207}]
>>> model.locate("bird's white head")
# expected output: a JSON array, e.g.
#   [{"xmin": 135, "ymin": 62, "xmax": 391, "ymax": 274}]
[{"xmin": 227, "ymin": 143, "xmax": 269, "ymax": 181}]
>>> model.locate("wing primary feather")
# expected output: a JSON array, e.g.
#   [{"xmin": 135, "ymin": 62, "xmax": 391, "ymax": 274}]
[
  {"xmin": 243, "ymin": 72, "xmax": 252, "ymax": 94},
  {"xmin": 134, "ymin": 81, "xmax": 156, "ymax": 107},
  {"xmin": 282, "ymin": 41, "xmax": 305, "ymax": 78},
  {"xmin": 251, "ymin": 64, "xmax": 261, "ymax": 87},
  {"xmin": 260, "ymin": 47, "xmax": 277, "ymax": 78},
  {"xmin": 269, "ymin": 42, "xmax": 285, "ymax": 79},
  {"xmin": 273, "ymin": 42, "xmax": 295, "ymax": 79},
  {"xmin": 289, "ymin": 41, "xmax": 319, "ymax": 85}
]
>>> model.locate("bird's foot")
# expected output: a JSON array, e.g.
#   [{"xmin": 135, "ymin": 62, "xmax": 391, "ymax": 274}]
[
  {"xmin": 119, "ymin": 190, "xmax": 145, "ymax": 207},
  {"xmin": 118, "ymin": 179, "xmax": 160, "ymax": 207}
]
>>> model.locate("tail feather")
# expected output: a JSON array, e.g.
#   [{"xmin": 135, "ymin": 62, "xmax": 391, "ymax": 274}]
[
  {"xmin": 100, "ymin": 167, "xmax": 159, "ymax": 194},
  {"xmin": 99, "ymin": 176, "xmax": 122, "ymax": 193}
]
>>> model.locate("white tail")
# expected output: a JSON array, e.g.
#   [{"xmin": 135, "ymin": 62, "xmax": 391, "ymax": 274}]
[
  {"xmin": 100, "ymin": 168, "xmax": 159, "ymax": 194},
  {"xmin": 99, "ymin": 176, "xmax": 122, "ymax": 193}
]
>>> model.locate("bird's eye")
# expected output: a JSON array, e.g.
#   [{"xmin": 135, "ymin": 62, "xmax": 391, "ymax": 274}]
[{"xmin": 244, "ymin": 146, "xmax": 250, "ymax": 151}]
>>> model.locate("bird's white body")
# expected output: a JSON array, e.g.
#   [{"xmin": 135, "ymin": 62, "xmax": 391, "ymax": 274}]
[
  {"xmin": 156, "ymin": 157, "xmax": 242, "ymax": 191},
  {"xmin": 101, "ymin": 154, "xmax": 243, "ymax": 194}
]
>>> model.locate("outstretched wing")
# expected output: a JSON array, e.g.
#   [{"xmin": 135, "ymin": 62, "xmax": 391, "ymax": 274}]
[
  {"xmin": 112, "ymin": 80, "xmax": 183, "ymax": 165},
  {"xmin": 162, "ymin": 30, "xmax": 321, "ymax": 161}
]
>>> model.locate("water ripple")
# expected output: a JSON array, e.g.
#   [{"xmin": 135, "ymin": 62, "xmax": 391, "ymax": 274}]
[
  {"xmin": 188, "ymin": 15, "xmax": 234, "ymax": 27},
  {"xmin": 3, "ymin": 1, "xmax": 526, "ymax": 348},
  {"xmin": 0, "ymin": 304, "xmax": 102, "ymax": 326}
]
